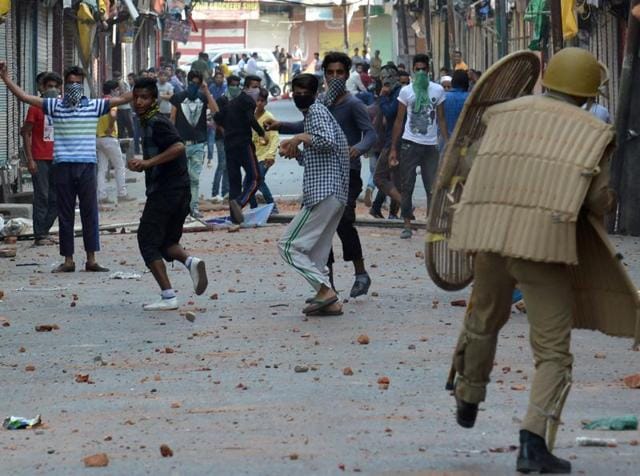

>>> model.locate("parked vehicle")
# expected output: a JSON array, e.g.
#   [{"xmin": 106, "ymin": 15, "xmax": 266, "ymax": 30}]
[
  {"xmin": 262, "ymin": 68, "xmax": 281, "ymax": 97},
  {"xmin": 209, "ymin": 48, "xmax": 279, "ymax": 88}
]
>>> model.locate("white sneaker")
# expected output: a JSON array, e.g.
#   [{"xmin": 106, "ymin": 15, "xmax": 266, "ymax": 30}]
[
  {"xmin": 188, "ymin": 257, "xmax": 208, "ymax": 295},
  {"xmin": 211, "ymin": 195, "xmax": 222, "ymax": 203},
  {"xmin": 143, "ymin": 296, "xmax": 178, "ymax": 311}
]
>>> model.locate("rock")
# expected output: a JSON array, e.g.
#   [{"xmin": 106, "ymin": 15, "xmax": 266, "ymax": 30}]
[
  {"xmin": 371, "ymin": 292, "xmax": 379, "ymax": 297},
  {"xmin": 415, "ymin": 250, "xmax": 424, "ymax": 259},
  {"xmin": 19, "ymin": 347, "xmax": 25, "ymax": 352},
  {"xmin": 510, "ymin": 384, "xmax": 526, "ymax": 391},
  {"xmin": 83, "ymin": 453, "xmax": 109, "ymax": 467},
  {"xmin": 294, "ymin": 365, "xmax": 309, "ymax": 373},
  {"xmin": 451, "ymin": 299, "xmax": 467, "ymax": 307},
  {"xmin": 377, "ymin": 376, "xmax": 390, "ymax": 389},
  {"xmin": 25, "ymin": 365, "xmax": 36, "ymax": 372},
  {"xmin": 0, "ymin": 316, "xmax": 9, "ymax": 327},
  {"xmin": 185, "ymin": 312, "xmax": 196, "ymax": 322},
  {"xmin": 35, "ymin": 324, "xmax": 59, "ymax": 332},
  {"xmin": 431, "ymin": 300, "xmax": 439, "ymax": 309},
  {"xmin": 170, "ymin": 402, "xmax": 181, "ymax": 409},
  {"xmin": 165, "ymin": 347, "xmax": 175, "ymax": 354},
  {"xmin": 289, "ymin": 453, "xmax": 299, "ymax": 460},
  {"xmin": 594, "ymin": 352, "xmax": 607, "ymax": 359},
  {"xmin": 159, "ymin": 444, "xmax": 173, "ymax": 457},
  {"xmin": 343, "ymin": 367, "xmax": 354, "ymax": 376},
  {"xmin": 75, "ymin": 374, "xmax": 94, "ymax": 384},
  {"xmin": 209, "ymin": 293, "xmax": 219, "ymax": 300},
  {"xmin": 623, "ymin": 373, "xmax": 640, "ymax": 389},
  {"xmin": 357, "ymin": 335, "xmax": 370, "ymax": 345}
]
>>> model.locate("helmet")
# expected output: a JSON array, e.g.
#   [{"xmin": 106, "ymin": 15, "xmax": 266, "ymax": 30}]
[{"xmin": 542, "ymin": 48, "xmax": 601, "ymax": 98}]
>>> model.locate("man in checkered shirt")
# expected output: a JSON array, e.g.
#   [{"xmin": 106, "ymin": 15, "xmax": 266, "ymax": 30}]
[{"xmin": 276, "ymin": 74, "xmax": 349, "ymax": 316}]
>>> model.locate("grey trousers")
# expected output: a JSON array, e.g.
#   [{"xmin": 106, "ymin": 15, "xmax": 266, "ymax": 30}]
[
  {"xmin": 278, "ymin": 195, "xmax": 345, "ymax": 291},
  {"xmin": 32, "ymin": 160, "xmax": 57, "ymax": 239},
  {"xmin": 399, "ymin": 140, "xmax": 439, "ymax": 218}
]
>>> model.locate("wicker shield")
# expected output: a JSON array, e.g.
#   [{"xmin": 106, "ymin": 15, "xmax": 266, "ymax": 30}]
[{"xmin": 426, "ymin": 51, "xmax": 541, "ymax": 291}]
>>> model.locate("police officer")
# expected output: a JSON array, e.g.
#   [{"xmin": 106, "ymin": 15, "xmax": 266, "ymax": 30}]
[{"xmin": 448, "ymin": 48, "xmax": 616, "ymax": 474}]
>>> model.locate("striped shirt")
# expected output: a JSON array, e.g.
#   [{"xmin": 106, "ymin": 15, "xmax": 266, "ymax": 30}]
[{"xmin": 43, "ymin": 98, "xmax": 111, "ymax": 163}]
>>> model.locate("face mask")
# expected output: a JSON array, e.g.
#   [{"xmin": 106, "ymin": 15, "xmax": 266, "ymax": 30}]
[
  {"xmin": 187, "ymin": 82, "xmax": 200, "ymax": 100},
  {"xmin": 227, "ymin": 86, "xmax": 241, "ymax": 99},
  {"xmin": 63, "ymin": 83, "xmax": 84, "ymax": 106},
  {"xmin": 245, "ymin": 88, "xmax": 260, "ymax": 101},
  {"xmin": 412, "ymin": 71, "xmax": 431, "ymax": 112},
  {"xmin": 323, "ymin": 78, "xmax": 346, "ymax": 106},
  {"xmin": 293, "ymin": 94, "xmax": 315, "ymax": 111},
  {"xmin": 43, "ymin": 88, "xmax": 59, "ymax": 99},
  {"xmin": 380, "ymin": 70, "xmax": 399, "ymax": 90}
]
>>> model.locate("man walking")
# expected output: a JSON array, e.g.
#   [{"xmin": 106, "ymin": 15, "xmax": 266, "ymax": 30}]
[
  {"xmin": 213, "ymin": 75, "xmax": 267, "ymax": 224},
  {"xmin": 277, "ymin": 74, "xmax": 349, "ymax": 317},
  {"xmin": 449, "ymin": 48, "xmax": 616, "ymax": 474},
  {"xmin": 0, "ymin": 63, "xmax": 132, "ymax": 272},
  {"xmin": 21, "ymin": 71, "xmax": 61, "ymax": 246},
  {"xmin": 170, "ymin": 70, "xmax": 218, "ymax": 219},
  {"xmin": 389, "ymin": 54, "xmax": 448, "ymax": 239},
  {"xmin": 156, "ymin": 70, "xmax": 174, "ymax": 118},
  {"xmin": 267, "ymin": 52, "xmax": 377, "ymax": 298}
]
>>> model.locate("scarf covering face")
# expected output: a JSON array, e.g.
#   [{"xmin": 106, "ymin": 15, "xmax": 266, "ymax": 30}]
[
  {"xmin": 63, "ymin": 83, "xmax": 84, "ymax": 107},
  {"xmin": 412, "ymin": 71, "xmax": 431, "ymax": 112},
  {"xmin": 186, "ymin": 82, "xmax": 200, "ymax": 101},
  {"xmin": 322, "ymin": 77, "xmax": 347, "ymax": 107},
  {"xmin": 227, "ymin": 85, "xmax": 241, "ymax": 99},
  {"xmin": 380, "ymin": 68, "xmax": 400, "ymax": 90},
  {"xmin": 139, "ymin": 102, "xmax": 160, "ymax": 125}
]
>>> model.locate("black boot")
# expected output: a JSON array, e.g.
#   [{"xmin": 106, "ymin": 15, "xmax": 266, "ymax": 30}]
[
  {"xmin": 516, "ymin": 430, "xmax": 571, "ymax": 474},
  {"xmin": 455, "ymin": 395, "xmax": 478, "ymax": 428}
]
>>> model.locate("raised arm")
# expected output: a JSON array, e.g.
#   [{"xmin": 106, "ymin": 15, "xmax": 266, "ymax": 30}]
[
  {"xmin": 109, "ymin": 91, "xmax": 133, "ymax": 108},
  {"xmin": 0, "ymin": 61, "xmax": 44, "ymax": 108}
]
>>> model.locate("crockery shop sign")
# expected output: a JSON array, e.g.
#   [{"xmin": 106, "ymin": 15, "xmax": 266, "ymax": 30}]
[{"xmin": 192, "ymin": 0, "xmax": 259, "ymax": 21}]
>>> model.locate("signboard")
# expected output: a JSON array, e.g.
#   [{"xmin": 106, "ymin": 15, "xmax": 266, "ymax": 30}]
[
  {"xmin": 305, "ymin": 7, "xmax": 334, "ymax": 22},
  {"xmin": 192, "ymin": 1, "xmax": 259, "ymax": 21}
]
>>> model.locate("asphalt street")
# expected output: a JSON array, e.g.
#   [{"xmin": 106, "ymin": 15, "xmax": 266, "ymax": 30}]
[{"xmin": 0, "ymin": 99, "xmax": 638, "ymax": 475}]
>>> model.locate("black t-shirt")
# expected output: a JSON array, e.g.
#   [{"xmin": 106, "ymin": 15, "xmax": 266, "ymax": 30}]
[
  {"xmin": 170, "ymin": 91, "xmax": 208, "ymax": 143},
  {"xmin": 141, "ymin": 114, "xmax": 190, "ymax": 196},
  {"xmin": 213, "ymin": 92, "xmax": 265, "ymax": 150}
]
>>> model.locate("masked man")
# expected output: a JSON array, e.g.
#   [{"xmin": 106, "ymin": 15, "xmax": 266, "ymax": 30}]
[
  {"xmin": 1, "ymin": 63, "xmax": 133, "ymax": 272},
  {"xmin": 170, "ymin": 70, "xmax": 218, "ymax": 219},
  {"xmin": 449, "ymin": 48, "xmax": 623, "ymax": 474}
]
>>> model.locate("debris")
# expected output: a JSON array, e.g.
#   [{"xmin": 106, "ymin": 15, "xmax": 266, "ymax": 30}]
[
  {"xmin": 18, "ymin": 347, "xmax": 25, "ymax": 353},
  {"xmin": 489, "ymin": 445, "xmax": 518, "ymax": 453},
  {"xmin": 164, "ymin": 347, "xmax": 175, "ymax": 354},
  {"xmin": 371, "ymin": 292, "xmax": 379, "ymax": 297},
  {"xmin": 0, "ymin": 316, "xmax": 9, "ymax": 327},
  {"xmin": 289, "ymin": 453, "xmax": 299, "ymax": 460},
  {"xmin": 75, "ymin": 374, "xmax": 94, "ymax": 384},
  {"xmin": 83, "ymin": 453, "xmax": 109, "ymax": 467},
  {"xmin": 343, "ymin": 367, "xmax": 354, "ymax": 376},
  {"xmin": 431, "ymin": 300, "xmax": 439, "ymax": 309},
  {"xmin": 378, "ymin": 376, "xmax": 390, "ymax": 390},
  {"xmin": 35, "ymin": 324, "xmax": 59, "ymax": 332},
  {"xmin": 294, "ymin": 365, "xmax": 309, "ymax": 373},
  {"xmin": 25, "ymin": 365, "xmax": 35, "ymax": 372},
  {"xmin": 357, "ymin": 334, "xmax": 370, "ymax": 345},
  {"xmin": 415, "ymin": 250, "xmax": 424, "ymax": 259},
  {"xmin": 170, "ymin": 403, "xmax": 181, "ymax": 409},
  {"xmin": 451, "ymin": 299, "xmax": 467, "ymax": 307},
  {"xmin": 510, "ymin": 384, "xmax": 526, "ymax": 391},
  {"xmin": 623, "ymin": 374, "xmax": 640, "ymax": 389},
  {"xmin": 582, "ymin": 416, "xmax": 638, "ymax": 431},
  {"xmin": 576, "ymin": 437, "xmax": 617, "ymax": 447},
  {"xmin": 3, "ymin": 415, "xmax": 41, "ymax": 430},
  {"xmin": 185, "ymin": 312, "xmax": 196, "ymax": 323},
  {"xmin": 594, "ymin": 352, "xmax": 607, "ymax": 359},
  {"xmin": 0, "ymin": 290, "xmax": 4, "ymax": 300},
  {"xmin": 159, "ymin": 444, "xmax": 173, "ymax": 457},
  {"xmin": 109, "ymin": 271, "xmax": 142, "ymax": 280},
  {"xmin": 209, "ymin": 293, "xmax": 219, "ymax": 300}
]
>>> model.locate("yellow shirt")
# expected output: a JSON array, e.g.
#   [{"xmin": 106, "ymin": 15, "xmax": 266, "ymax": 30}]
[
  {"xmin": 96, "ymin": 107, "xmax": 118, "ymax": 138},
  {"xmin": 220, "ymin": 63, "xmax": 231, "ymax": 78},
  {"xmin": 454, "ymin": 61, "xmax": 469, "ymax": 71},
  {"xmin": 252, "ymin": 110, "xmax": 279, "ymax": 162}
]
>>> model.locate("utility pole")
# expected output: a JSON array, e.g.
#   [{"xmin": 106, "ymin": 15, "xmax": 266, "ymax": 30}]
[
  {"xmin": 495, "ymin": 0, "xmax": 508, "ymax": 58},
  {"xmin": 398, "ymin": 0, "xmax": 410, "ymax": 56},
  {"xmin": 423, "ymin": 0, "xmax": 432, "ymax": 54},
  {"xmin": 363, "ymin": 0, "xmax": 371, "ymax": 51},
  {"xmin": 342, "ymin": 0, "xmax": 349, "ymax": 52},
  {"xmin": 610, "ymin": 0, "xmax": 640, "ymax": 234},
  {"xmin": 549, "ymin": 0, "xmax": 564, "ymax": 54},
  {"xmin": 445, "ymin": 0, "xmax": 456, "ymax": 68}
]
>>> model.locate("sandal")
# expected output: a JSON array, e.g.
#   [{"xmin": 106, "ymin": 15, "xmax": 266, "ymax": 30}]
[
  {"xmin": 302, "ymin": 296, "xmax": 339, "ymax": 315},
  {"xmin": 52, "ymin": 262, "xmax": 75, "ymax": 273},
  {"xmin": 307, "ymin": 302, "xmax": 344, "ymax": 316}
]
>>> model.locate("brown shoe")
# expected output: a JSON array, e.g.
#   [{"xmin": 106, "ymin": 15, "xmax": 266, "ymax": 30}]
[
  {"xmin": 85, "ymin": 262, "xmax": 109, "ymax": 272},
  {"xmin": 52, "ymin": 262, "xmax": 76, "ymax": 273}
]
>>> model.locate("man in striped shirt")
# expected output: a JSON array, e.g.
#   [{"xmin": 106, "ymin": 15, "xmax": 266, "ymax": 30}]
[{"xmin": 0, "ymin": 63, "xmax": 132, "ymax": 273}]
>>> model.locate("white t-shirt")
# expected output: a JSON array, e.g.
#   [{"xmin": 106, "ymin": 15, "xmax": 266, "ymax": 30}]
[
  {"xmin": 346, "ymin": 71, "xmax": 366, "ymax": 93},
  {"xmin": 246, "ymin": 57, "xmax": 259, "ymax": 75},
  {"xmin": 157, "ymin": 82, "xmax": 174, "ymax": 114},
  {"xmin": 398, "ymin": 81, "xmax": 445, "ymax": 145}
]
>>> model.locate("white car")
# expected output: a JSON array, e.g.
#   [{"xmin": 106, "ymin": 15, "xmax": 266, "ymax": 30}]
[{"xmin": 209, "ymin": 48, "xmax": 280, "ymax": 95}]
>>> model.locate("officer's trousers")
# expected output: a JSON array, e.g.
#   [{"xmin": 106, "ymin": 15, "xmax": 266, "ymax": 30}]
[{"xmin": 453, "ymin": 252, "xmax": 574, "ymax": 437}]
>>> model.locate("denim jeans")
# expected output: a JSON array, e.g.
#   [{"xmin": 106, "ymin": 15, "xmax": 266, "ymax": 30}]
[
  {"xmin": 249, "ymin": 161, "xmax": 275, "ymax": 208},
  {"xmin": 186, "ymin": 143, "xmax": 206, "ymax": 212},
  {"xmin": 132, "ymin": 112, "xmax": 142, "ymax": 155},
  {"xmin": 32, "ymin": 160, "xmax": 57, "ymax": 239},
  {"xmin": 211, "ymin": 138, "xmax": 229, "ymax": 197},
  {"xmin": 367, "ymin": 153, "xmax": 378, "ymax": 190},
  {"xmin": 207, "ymin": 128, "xmax": 215, "ymax": 162},
  {"xmin": 399, "ymin": 140, "xmax": 439, "ymax": 218}
]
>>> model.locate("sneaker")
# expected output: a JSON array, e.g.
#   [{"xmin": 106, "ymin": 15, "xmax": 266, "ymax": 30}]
[
  {"xmin": 118, "ymin": 194, "xmax": 136, "ymax": 202},
  {"xmin": 400, "ymin": 228, "xmax": 412, "ymax": 239},
  {"xmin": 143, "ymin": 296, "xmax": 179, "ymax": 311},
  {"xmin": 229, "ymin": 199, "xmax": 244, "ymax": 224},
  {"xmin": 190, "ymin": 209, "xmax": 204, "ymax": 219},
  {"xmin": 187, "ymin": 257, "xmax": 208, "ymax": 295},
  {"xmin": 388, "ymin": 214, "xmax": 399, "ymax": 220},
  {"xmin": 369, "ymin": 207, "xmax": 384, "ymax": 219},
  {"xmin": 211, "ymin": 195, "xmax": 222, "ymax": 203},
  {"xmin": 363, "ymin": 187, "xmax": 373, "ymax": 207}
]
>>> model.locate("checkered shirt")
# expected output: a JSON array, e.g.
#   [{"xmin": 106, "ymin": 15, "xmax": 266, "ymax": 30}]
[{"xmin": 301, "ymin": 102, "xmax": 350, "ymax": 208}]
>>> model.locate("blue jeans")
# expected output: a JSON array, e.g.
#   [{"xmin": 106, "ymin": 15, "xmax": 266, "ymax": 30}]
[
  {"xmin": 249, "ymin": 161, "xmax": 275, "ymax": 208},
  {"xmin": 207, "ymin": 128, "xmax": 215, "ymax": 161},
  {"xmin": 356, "ymin": 91, "xmax": 375, "ymax": 105},
  {"xmin": 367, "ymin": 153, "xmax": 378, "ymax": 190},
  {"xmin": 211, "ymin": 138, "xmax": 229, "ymax": 197},
  {"xmin": 186, "ymin": 143, "xmax": 206, "ymax": 212},
  {"xmin": 132, "ymin": 112, "xmax": 141, "ymax": 155},
  {"xmin": 32, "ymin": 160, "xmax": 57, "ymax": 239}
]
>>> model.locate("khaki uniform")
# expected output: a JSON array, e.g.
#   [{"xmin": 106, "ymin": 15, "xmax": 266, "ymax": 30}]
[{"xmin": 449, "ymin": 95, "xmax": 621, "ymax": 438}]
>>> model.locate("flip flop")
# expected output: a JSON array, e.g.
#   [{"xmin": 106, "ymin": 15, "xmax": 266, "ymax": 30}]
[
  {"xmin": 302, "ymin": 296, "xmax": 339, "ymax": 315},
  {"xmin": 307, "ymin": 307, "xmax": 344, "ymax": 317}
]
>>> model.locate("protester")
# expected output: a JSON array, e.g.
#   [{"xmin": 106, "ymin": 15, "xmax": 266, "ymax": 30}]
[
  {"xmin": 448, "ymin": 48, "xmax": 615, "ymax": 474},
  {"xmin": 442, "ymin": 70, "xmax": 470, "ymax": 138},
  {"xmin": 170, "ymin": 70, "xmax": 219, "ymax": 219},
  {"xmin": 213, "ymin": 74, "xmax": 267, "ymax": 224},
  {"xmin": 453, "ymin": 49, "xmax": 469, "ymax": 71},
  {"xmin": 398, "ymin": 71, "xmax": 411, "ymax": 85},
  {"xmin": 165, "ymin": 65, "xmax": 184, "ymax": 94},
  {"xmin": 249, "ymin": 88, "xmax": 279, "ymax": 214},
  {"xmin": 278, "ymin": 47, "xmax": 289, "ymax": 86},
  {"xmin": 0, "ymin": 63, "xmax": 132, "ymax": 272},
  {"xmin": 468, "ymin": 69, "xmax": 481, "ymax": 89},
  {"xmin": 440, "ymin": 75, "xmax": 452, "ymax": 91},
  {"xmin": 96, "ymin": 80, "xmax": 133, "ymax": 205},
  {"xmin": 113, "ymin": 71, "xmax": 135, "ymax": 140},
  {"xmin": 157, "ymin": 70, "xmax": 174, "ymax": 118},
  {"xmin": 389, "ymin": 53, "xmax": 448, "ymax": 239},
  {"xmin": 351, "ymin": 47, "xmax": 363, "ymax": 69},
  {"xmin": 347, "ymin": 62, "xmax": 374, "ymax": 105},
  {"xmin": 291, "ymin": 45, "xmax": 303, "ymax": 77},
  {"xmin": 191, "ymin": 52, "xmax": 212, "ymax": 80},
  {"xmin": 128, "ymin": 77, "xmax": 208, "ymax": 311},
  {"xmin": 370, "ymin": 50, "xmax": 383, "ymax": 85},
  {"xmin": 21, "ymin": 71, "xmax": 61, "ymax": 246},
  {"xmin": 277, "ymin": 73, "xmax": 349, "ymax": 317},
  {"xmin": 246, "ymin": 52, "xmax": 260, "ymax": 76},
  {"xmin": 266, "ymin": 51, "xmax": 377, "ymax": 298},
  {"xmin": 208, "ymin": 70, "xmax": 227, "ymax": 100}
]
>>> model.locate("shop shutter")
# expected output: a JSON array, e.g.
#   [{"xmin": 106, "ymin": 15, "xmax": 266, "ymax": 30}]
[
  {"xmin": 0, "ymin": 6, "xmax": 19, "ymax": 169},
  {"xmin": 37, "ymin": 5, "xmax": 53, "ymax": 74}
]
